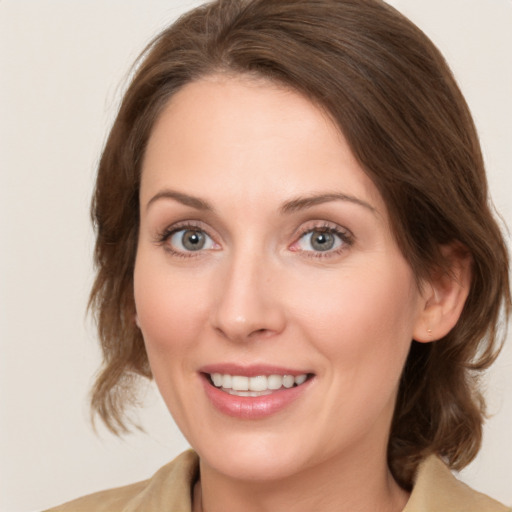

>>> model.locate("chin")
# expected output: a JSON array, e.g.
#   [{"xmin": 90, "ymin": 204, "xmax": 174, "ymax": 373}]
[{"xmin": 193, "ymin": 433, "xmax": 298, "ymax": 480}]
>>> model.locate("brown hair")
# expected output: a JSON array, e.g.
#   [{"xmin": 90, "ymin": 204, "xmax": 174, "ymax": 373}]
[{"xmin": 89, "ymin": 0, "xmax": 510, "ymax": 488}]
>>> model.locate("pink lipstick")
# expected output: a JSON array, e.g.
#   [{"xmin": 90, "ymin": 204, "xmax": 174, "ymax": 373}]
[{"xmin": 199, "ymin": 365, "xmax": 314, "ymax": 419}]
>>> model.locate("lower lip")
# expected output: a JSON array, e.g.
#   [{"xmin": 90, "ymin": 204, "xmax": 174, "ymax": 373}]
[{"xmin": 201, "ymin": 375, "xmax": 313, "ymax": 419}]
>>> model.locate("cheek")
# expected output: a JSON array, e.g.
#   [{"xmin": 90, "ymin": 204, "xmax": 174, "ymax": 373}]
[
  {"xmin": 133, "ymin": 255, "xmax": 211, "ymax": 424},
  {"xmin": 133, "ymin": 255, "xmax": 209, "ymax": 359},
  {"xmin": 296, "ymin": 261, "xmax": 420, "ymax": 380}
]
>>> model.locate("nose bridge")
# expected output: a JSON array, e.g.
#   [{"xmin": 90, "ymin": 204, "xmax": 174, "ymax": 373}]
[{"xmin": 210, "ymin": 242, "xmax": 284, "ymax": 341}]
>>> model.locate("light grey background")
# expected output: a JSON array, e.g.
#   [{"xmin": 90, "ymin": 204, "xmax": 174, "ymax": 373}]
[{"xmin": 1, "ymin": 1, "xmax": 511, "ymax": 511}]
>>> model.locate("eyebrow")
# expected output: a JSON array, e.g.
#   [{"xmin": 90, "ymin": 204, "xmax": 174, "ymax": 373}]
[
  {"xmin": 146, "ymin": 189, "xmax": 376, "ymax": 215},
  {"xmin": 146, "ymin": 189, "xmax": 214, "ymax": 212},
  {"xmin": 281, "ymin": 192, "xmax": 376, "ymax": 214}
]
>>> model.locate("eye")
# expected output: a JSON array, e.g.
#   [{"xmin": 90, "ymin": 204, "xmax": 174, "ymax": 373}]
[
  {"xmin": 168, "ymin": 228, "xmax": 216, "ymax": 253},
  {"xmin": 292, "ymin": 225, "xmax": 352, "ymax": 255},
  {"xmin": 300, "ymin": 230, "xmax": 340, "ymax": 252}
]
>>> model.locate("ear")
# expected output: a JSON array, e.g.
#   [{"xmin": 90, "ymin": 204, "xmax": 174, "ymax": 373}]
[
  {"xmin": 413, "ymin": 243, "xmax": 472, "ymax": 343},
  {"xmin": 134, "ymin": 312, "xmax": 141, "ymax": 328}
]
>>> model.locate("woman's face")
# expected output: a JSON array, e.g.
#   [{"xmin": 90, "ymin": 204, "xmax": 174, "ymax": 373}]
[{"xmin": 134, "ymin": 76, "xmax": 427, "ymax": 482}]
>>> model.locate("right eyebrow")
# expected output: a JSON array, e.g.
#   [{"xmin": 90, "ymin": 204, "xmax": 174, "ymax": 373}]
[
  {"xmin": 280, "ymin": 192, "xmax": 376, "ymax": 215},
  {"xmin": 145, "ymin": 189, "xmax": 214, "ymax": 213}
]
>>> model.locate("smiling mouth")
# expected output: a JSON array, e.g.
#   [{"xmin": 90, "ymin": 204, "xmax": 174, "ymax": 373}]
[{"xmin": 206, "ymin": 372, "xmax": 312, "ymax": 397}]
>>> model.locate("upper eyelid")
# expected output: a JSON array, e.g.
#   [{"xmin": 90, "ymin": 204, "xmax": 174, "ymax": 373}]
[
  {"xmin": 294, "ymin": 220, "xmax": 353, "ymax": 238},
  {"xmin": 154, "ymin": 220, "xmax": 213, "ymax": 243},
  {"xmin": 159, "ymin": 214, "xmax": 230, "ymax": 237}
]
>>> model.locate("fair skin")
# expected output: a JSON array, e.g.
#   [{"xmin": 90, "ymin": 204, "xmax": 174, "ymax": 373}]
[{"xmin": 134, "ymin": 76, "xmax": 469, "ymax": 512}]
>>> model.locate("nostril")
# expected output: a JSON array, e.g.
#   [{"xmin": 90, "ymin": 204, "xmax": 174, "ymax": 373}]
[{"xmin": 248, "ymin": 328, "xmax": 275, "ymax": 338}]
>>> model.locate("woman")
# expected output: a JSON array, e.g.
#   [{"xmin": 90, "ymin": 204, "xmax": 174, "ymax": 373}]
[{"xmin": 46, "ymin": 0, "xmax": 510, "ymax": 510}]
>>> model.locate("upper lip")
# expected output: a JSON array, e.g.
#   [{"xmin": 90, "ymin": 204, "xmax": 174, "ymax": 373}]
[{"xmin": 199, "ymin": 363, "xmax": 312, "ymax": 377}]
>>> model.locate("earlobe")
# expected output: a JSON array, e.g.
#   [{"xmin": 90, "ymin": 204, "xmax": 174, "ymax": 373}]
[
  {"xmin": 135, "ymin": 313, "xmax": 141, "ymax": 328},
  {"xmin": 413, "ymin": 244, "xmax": 472, "ymax": 343}
]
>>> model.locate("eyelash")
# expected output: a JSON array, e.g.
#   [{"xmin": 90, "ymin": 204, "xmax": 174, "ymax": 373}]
[
  {"xmin": 292, "ymin": 222, "xmax": 354, "ymax": 259},
  {"xmin": 154, "ymin": 221, "xmax": 354, "ymax": 259},
  {"xmin": 154, "ymin": 221, "xmax": 215, "ymax": 258}
]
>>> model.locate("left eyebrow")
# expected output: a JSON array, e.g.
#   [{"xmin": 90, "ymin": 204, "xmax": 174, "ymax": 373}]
[
  {"xmin": 145, "ymin": 189, "xmax": 214, "ymax": 213},
  {"xmin": 280, "ymin": 192, "xmax": 377, "ymax": 215}
]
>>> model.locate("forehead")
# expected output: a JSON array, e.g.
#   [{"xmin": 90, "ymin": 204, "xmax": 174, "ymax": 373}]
[{"xmin": 140, "ymin": 75, "xmax": 384, "ymax": 213}]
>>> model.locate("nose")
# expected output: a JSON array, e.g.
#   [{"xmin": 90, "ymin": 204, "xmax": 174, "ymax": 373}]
[{"xmin": 209, "ymin": 250, "xmax": 286, "ymax": 342}]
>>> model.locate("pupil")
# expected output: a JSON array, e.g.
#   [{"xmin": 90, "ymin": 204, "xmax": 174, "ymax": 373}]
[
  {"xmin": 182, "ymin": 230, "xmax": 205, "ymax": 251},
  {"xmin": 312, "ymin": 231, "xmax": 334, "ymax": 251}
]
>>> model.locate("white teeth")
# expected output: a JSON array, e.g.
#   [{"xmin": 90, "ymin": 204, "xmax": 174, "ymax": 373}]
[
  {"xmin": 209, "ymin": 372, "xmax": 309, "ymax": 392},
  {"xmin": 211, "ymin": 373, "xmax": 223, "ymax": 387},
  {"xmin": 282, "ymin": 375, "xmax": 295, "ymax": 388},
  {"xmin": 294, "ymin": 374, "xmax": 307, "ymax": 385},
  {"xmin": 249, "ymin": 375, "xmax": 267, "ymax": 391},
  {"xmin": 267, "ymin": 374, "xmax": 283, "ymax": 390},
  {"xmin": 222, "ymin": 374, "xmax": 232, "ymax": 389},
  {"xmin": 228, "ymin": 389, "xmax": 273, "ymax": 397},
  {"xmin": 232, "ymin": 375, "xmax": 249, "ymax": 391}
]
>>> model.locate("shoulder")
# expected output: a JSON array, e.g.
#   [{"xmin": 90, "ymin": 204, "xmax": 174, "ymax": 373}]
[
  {"xmin": 405, "ymin": 455, "xmax": 511, "ymax": 512},
  {"xmin": 43, "ymin": 450, "xmax": 199, "ymax": 512}
]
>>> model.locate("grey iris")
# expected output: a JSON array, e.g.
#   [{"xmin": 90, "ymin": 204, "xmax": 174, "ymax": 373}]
[
  {"xmin": 182, "ymin": 230, "xmax": 205, "ymax": 251},
  {"xmin": 311, "ymin": 231, "xmax": 335, "ymax": 251}
]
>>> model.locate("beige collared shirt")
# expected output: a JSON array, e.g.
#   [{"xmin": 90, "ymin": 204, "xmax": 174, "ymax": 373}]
[{"xmin": 45, "ymin": 450, "xmax": 510, "ymax": 512}]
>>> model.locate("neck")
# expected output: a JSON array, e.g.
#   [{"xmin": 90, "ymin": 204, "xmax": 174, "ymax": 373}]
[{"xmin": 194, "ymin": 447, "xmax": 409, "ymax": 512}]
